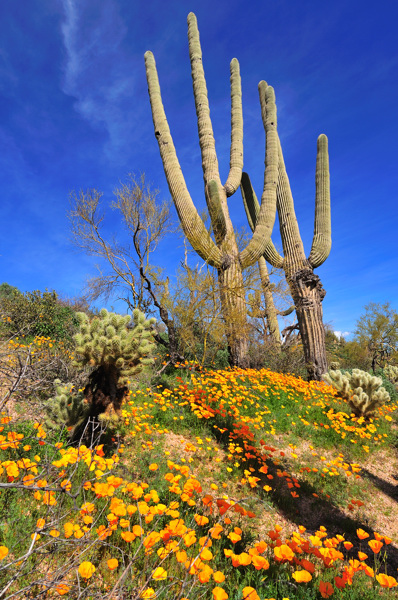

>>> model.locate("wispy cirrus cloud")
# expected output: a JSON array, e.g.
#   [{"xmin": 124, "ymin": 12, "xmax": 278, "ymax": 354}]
[{"xmin": 60, "ymin": 0, "xmax": 141, "ymax": 162}]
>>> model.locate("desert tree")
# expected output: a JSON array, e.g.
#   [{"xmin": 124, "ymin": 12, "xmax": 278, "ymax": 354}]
[
  {"xmin": 68, "ymin": 174, "xmax": 185, "ymax": 365},
  {"xmin": 354, "ymin": 302, "xmax": 398, "ymax": 371}
]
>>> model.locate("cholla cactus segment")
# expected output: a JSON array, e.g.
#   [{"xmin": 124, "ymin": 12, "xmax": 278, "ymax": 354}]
[
  {"xmin": 323, "ymin": 368, "xmax": 390, "ymax": 419},
  {"xmin": 73, "ymin": 309, "xmax": 156, "ymax": 383},
  {"xmin": 44, "ymin": 380, "xmax": 88, "ymax": 432},
  {"xmin": 383, "ymin": 364, "xmax": 398, "ymax": 384}
]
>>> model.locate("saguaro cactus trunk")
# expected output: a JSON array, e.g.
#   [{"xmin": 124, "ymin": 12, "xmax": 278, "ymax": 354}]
[
  {"xmin": 241, "ymin": 133, "xmax": 331, "ymax": 380},
  {"xmin": 243, "ymin": 185, "xmax": 294, "ymax": 348},
  {"xmin": 145, "ymin": 13, "xmax": 279, "ymax": 367}
]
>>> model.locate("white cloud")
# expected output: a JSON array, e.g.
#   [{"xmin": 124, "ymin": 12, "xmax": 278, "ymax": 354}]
[
  {"xmin": 59, "ymin": 0, "xmax": 140, "ymax": 162},
  {"xmin": 334, "ymin": 331, "xmax": 350, "ymax": 339}
]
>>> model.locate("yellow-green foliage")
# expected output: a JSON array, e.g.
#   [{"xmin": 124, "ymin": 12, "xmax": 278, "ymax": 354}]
[
  {"xmin": 323, "ymin": 368, "xmax": 390, "ymax": 418},
  {"xmin": 73, "ymin": 308, "xmax": 157, "ymax": 386}
]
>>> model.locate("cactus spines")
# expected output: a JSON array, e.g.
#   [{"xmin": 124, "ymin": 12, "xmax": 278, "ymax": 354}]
[
  {"xmin": 145, "ymin": 13, "xmax": 279, "ymax": 367},
  {"xmin": 383, "ymin": 364, "xmax": 398, "ymax": 384},
  {"xmin": 383, "ymin": 364, "xmax": 398, "ymax": 394},
  {"xmin": 44, "ymin": 380, "xmax": 89, "ymax": 435},
  {"xmin": 241, "ymin": 129, "xmax": 331, "ymax": 380},
  {"xmin": 308, "ymin": 134, "xmax": 332, "ymax": 268},
  {"xmin": 73, "ymin": 309, "xmax": 156, "ymax": 419},
  {"xmin": 323, "ymin": 368, "xmax": 390, "ymax": 419}
]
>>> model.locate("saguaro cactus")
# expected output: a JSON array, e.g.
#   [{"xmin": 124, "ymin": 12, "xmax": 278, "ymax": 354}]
[
  {"xmin": 145, "ymin": 13, "xmax": 279, "ymax": 368},
  {"xmin": 247, "ymin": 261, "xmax": 294, "ymax": 348},
  {"xmin": 241, "ymin": 130, "xmax": 331, "ymax": 380}
]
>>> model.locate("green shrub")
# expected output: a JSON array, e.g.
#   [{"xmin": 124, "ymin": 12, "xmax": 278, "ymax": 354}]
[{"xmin": 0, "ymin": 286, "xmax": 80, "ymax": 344}]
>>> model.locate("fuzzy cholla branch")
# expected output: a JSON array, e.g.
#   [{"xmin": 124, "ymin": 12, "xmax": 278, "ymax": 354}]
[
  {"xmin": 74, "ymin": 308, "xmax": 157, "ymax": 385},
  {"xmin": 322, "ymin": 368, "xmax": 390, "ymax": 419},
  {"xmin": 44, "ymin": 380, "xmax": 88, "ymax": 433},
  {"xmin": 383, "ymin": 364, "xmax": 398, "ymax": 386}
]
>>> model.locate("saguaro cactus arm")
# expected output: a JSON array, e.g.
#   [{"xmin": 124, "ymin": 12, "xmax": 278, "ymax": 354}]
[
  {"xmin": 308, "ymin": 134, "xmax": 331, "ymax": 268},
  {"xmin": 206, "ymin": 180, "xmax": 227, "ymax": 244},
  {"xmin": 275, "ymin": 136, "xmax": 307, "ymax": 266},
  {"xmin": 144, "ymin": 50, "xmax": 222, "ymax": 268},
  {"xmin": 224, "ymin": 58, "xmax": 244, "ymax": 196},
  {"xmin": 188, "ymin": 13, "xmax": 243, "ymax": 196},
  {"xmin": 278, "ymin": 305, "xmax": 295, "ymax": 317},
  {"xmin": 240, "ymin": 171, "xmax": 284, "ymax": 268},
  {"xmin": 188, "ymin": 12, "xmax": 220, "ymax": 185},
  {"xmin": 239, "ymin": 82, "xmax": 279, "ymax": 269}
]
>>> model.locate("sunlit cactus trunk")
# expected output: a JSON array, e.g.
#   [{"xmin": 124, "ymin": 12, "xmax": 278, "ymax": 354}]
[
  {"xmin": 145, "ymin": 13, "xmax": 279, "ymax": 368},
  {"xmin": 217, "ymin": 246, "xmax": 250, "ymax": 367},
  {"xmin": 277, "ymin": 136, "xmax": 329, "ymax": 379},
  {"xmin": 283, "ymin": 257, "xmax": 327, "ymax": 379},
  {"xmin": 241, "ymin": 132, "xmax": 331, "ymax": 380}
]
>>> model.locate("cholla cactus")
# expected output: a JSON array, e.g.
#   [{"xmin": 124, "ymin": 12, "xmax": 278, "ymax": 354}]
[
  {"xmin": 44, "ymin": 380, "xmax": 88, "ymax": 433},
  {"xmin": 74, "ymin": 308, "xmax": 156, "ymax": 417},
  {"xmin": 383, "ymin": 364, "xmax": 398, "ymax": 386},
  {"xmin": 323, "ymin": 368, "xmax": 390, "ymax": 419}
]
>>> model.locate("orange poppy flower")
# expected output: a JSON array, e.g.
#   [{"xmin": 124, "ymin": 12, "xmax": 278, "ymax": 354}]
[
  {"xmin": 121, "ymin": 531, "xmax": 136, "ymax": 542},
  {"xmin": 213, "ymin": 571, "xmax": 225, "ymax": 583},
  {"xmin": 368, "ymin": 539, "xmax": 383, "ymax": 554},
  {"xmin": 212, "ymin": 587, "xmax": 228, "ymax": 600},
  {"xmin": 251, "ymin": 555, "xmax": 270, "ymax": 570},
  {"xmin": 356, "ymin": 528, "xmax": 369, "ymax": 540},
  {"xmin": 376, "ymin": 574, "xmax": 397, "ymax": 588},
  {"xmin": 334, "ymin": 575, "xmax": 346, "ymax": 590},
  {"xmin": 242, "ymin": 587, "xmax": 260, "ymax": 600},
  {"xmin": 292, "ymin": 570, "xmax": 312, "ymax": 583},
  {"xmin": 319, "ymin": 581, "xmax": 334, "ymax": 598},
  {"xmin": 274, "ymin": 544, "xmax": 295, "ymax": 562},
  {"xmin": 194, "ymin": 514, "xmax": 209, "ymax": 526},
  {"xmin": 152, "ymin": 567, "xmax": 167, "ymax": 580},
  {"xmin": 107, "ymin": 558, "xmax": 119, "ymax": 570},
  {"xmin": 200, "ymin": 547, "xmax": 213, "ymax": 561},
  {"xmin": 0, "ymin": 547, "xmax": 8, "ymax": 560},
  {"xmin": 176, "ymin": 550, "xmax": 187, "ymax": 563},
  {"xmin": 300, "ymin": 559, "xmax": 315, "ymax": 573},
  {"xmin": 384, "ymin": 536, "xmax": 392, "ymax": 545},
  {"xmin": 236, "ymin": 552, "xmax": 251, "ymax": 566},
  {"xmin": 78, "ymin": 561, "xmax": 96, "ymax": 579},
  {"xmin": 55, "ymin": 583, "xmax": 70, "ymax": 596}
]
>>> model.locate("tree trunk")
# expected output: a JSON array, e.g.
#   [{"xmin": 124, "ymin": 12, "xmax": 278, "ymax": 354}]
[
  {"xmin": 84, "ymin": 364, "xmax": 128, "ymax": 417},
  {"xmin": 288, "ymin": 267, "xmax": 327, "ymax": 380},
  {"xmin": 217, "ymin": 259, "xmax": 249, "ymax": 368}
]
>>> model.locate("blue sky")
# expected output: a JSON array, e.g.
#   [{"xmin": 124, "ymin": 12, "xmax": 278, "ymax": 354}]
[{"xmin": 0, "ymin": 0, "xmax": 397, "ymax": 337}]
